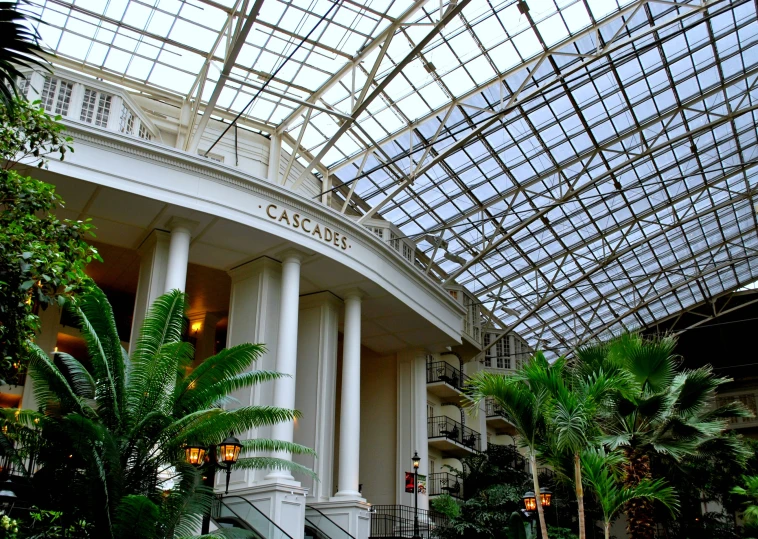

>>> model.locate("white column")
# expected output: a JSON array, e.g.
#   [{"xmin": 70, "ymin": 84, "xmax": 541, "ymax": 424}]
[
  {"xmin": 21, "ymin": 305, "xmax": 62, "ymax": 411},
  {"xmin": 226, "ymin": 257, "xmax": 282, "ymax": 487},
  {"xmin": 129, "ymin": 230, "xmax": 170, "ymax": 353},
  {"xmin": 267, "ymin": 134, "xmax": 281, "ymax": 183},
  {"xmin": 336, "ymin": 290, "xmax": 364, "ymax": 498},
  {"xmin": 267, "ymin": 250, "xmax": 305, "ymax": 481},
  {"xmin": 293, "ymin": 292, "xmax": 341, "ymax": 501},
  {"xmin": 164, "ymin": 218, "xmax": 196, "ymax": 293}
]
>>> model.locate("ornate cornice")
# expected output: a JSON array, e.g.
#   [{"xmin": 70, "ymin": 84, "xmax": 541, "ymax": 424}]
[{"xmin": 64, "ymin": 123, "xmax": 465, "ymax": 316}]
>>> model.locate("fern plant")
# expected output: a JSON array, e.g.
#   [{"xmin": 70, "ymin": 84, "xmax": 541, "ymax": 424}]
[{"xmin": 0, "ymin": 286, "xmax": 314, "ymax": 538}]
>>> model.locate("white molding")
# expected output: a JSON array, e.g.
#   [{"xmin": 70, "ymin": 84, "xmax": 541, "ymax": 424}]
[{"xmin": 47, "ymin": 123, "xmax": 466, "ymax": 341}]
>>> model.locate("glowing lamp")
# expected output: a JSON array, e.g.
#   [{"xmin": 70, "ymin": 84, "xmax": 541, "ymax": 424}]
[
  {"xmin": 412, "ymin": 451, "xmax": 421, "ymax": 469},
  {"xmin": 218, "ymin": 434, "xmax": 242, "ymax": 466},
  {"xmin": 185, "ymin": 444, "xmax": 206, "ymax": 467},
  {"xmin": 540, "ymin": 487, "xmax": 552, "ymax": 508},
  {"xmin": 523, "ymin": 491, "xmax": 537, "ymax": 512}
]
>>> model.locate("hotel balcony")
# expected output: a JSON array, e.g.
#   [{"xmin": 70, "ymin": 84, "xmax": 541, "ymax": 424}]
[
  {"xmin": 426, "ymin": 361, "xmax": 468, "ymax": 398},
  {"xmin": 427, "ymin": 416, "xmax": 480, "ymax": 457},
  {"xmin": 428, "ymin": 472, "xmax": 463, "ymax": 499},
  {"xmin": 485, "ymin": 398, "xmax": 517, "ymax": 436}
]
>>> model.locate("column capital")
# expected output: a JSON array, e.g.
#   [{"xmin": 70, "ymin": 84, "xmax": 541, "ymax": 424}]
[
  {"xmin": 137, "ymin": 229, "xmax": 170, "ymax": 256},
  {"xmin": 276, "ymin": 247, "xmax": 311, "ymax": 264},
  {"xmin": 227, "ymin": 256, "xmax": 282, "ymax": 282},
  {"xmin": 166, "ymin": 216, "xmax": 199, "ymax": 234},
  {"xmin": 340, "ymin": 287, "xmax": 366, "ymax": 301},
  {"xmin": 299, "ymin": 291, "xmax": 343, "ymax": 311}
]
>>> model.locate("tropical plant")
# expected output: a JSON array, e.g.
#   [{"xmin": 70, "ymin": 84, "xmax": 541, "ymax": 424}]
[
  {"xmin": 541, "ymin": 346, "xmax": 627, "ymax": 539},
  {"xmin": 0, "ymin": 0, "xmax": 50, "ymax": 107},
  {"xmin": 0, "ymin": 286, "xmax": 314, "ymax": 538},
  {"xmin": 581, "ymin": 448, "xmax": 679, "ymax": 539},
  {"xmin": 466, "ymin": 352, "xmax": 561, "ymax": 539},
  {"xmin": 732, "ymin": 475, "xmax": 758, "ymax": 531},
  {"xmin": 588, "ymin": 333, "xmax": 751, "ymax": 539},
  {"xmin": 0, "ymin": 97, "xmax": 96, "ymax": 384}
]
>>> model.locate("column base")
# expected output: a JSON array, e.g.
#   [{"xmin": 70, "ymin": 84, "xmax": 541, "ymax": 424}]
[
  {"xmin": 332, "ymin": 490, "xmax": 365, "ymax": 502},
  {"xmin": 309, "ymin": 499, "xmax": 371, "ymax": 539},
  {"xmin": 264, "ymin": 470, "xmax": 296, "ymax": 482}
]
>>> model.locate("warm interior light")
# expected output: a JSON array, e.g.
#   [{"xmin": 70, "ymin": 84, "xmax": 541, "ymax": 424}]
[
  {"xmin": 218, "ymin": 434, "xmax": 242, "ymax": 466},
  {"xmin": 191, "ymin": 321, "xmax": 202, "ymax": 334},
  {"xmin": 540, "ymin": 488, "xmax": 552, "ymax": 508},
  {"xmin": 523, "ymin": 491, "xmax": 537, "ymax": 512},
  {"xmin": 185, "ymin": 445, "xmax": 207, "ymax": 467}
]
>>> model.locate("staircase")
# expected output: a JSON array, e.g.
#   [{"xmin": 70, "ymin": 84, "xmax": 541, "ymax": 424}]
[
  {"xmin": 212, "ymin": 496, "xmax": 292, "ymax": 539},
  {"xmin": 304, "ymin": 507, "xmax": 356, "ymax": 539},
  {"xmin": 211, "ymin": 496, "xmax": 358, "ymax": 539}
]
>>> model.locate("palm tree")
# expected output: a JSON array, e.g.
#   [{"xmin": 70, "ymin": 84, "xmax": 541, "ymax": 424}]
[
  {"xmin": 581, "ymin": 447, "xmax": 678, "ymax": 539},
  {"xmin": 593, "ymin": 333, "xmax": 751, "ymax": 539},
  {"xmin": 545, "ymin": 351, "xmax": 626, "ymax": 539},
  {"xmin": 0, "ymin": 286, "xmax": 313, "ymax": 538},
  {"xmin": 0, "ymin": 1, "xmax": 50, "ymax": 107},
  {"xmin": 466, "ymin": 352, "xmax": 559, "ymax": 539}
]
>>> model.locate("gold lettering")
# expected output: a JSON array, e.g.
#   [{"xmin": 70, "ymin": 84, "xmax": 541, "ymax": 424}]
[
  {"xmin": 313, "ymin": 224, "xmax": 322, "ymax": 239},
  {"xmin": 293, "ymin": 213, "xmax": 300, "ymax": 228},
  {"xmin": 278, "ymin": 210, "xmax": 290, "ymax": 225},
  {"xmin": 301, "ymin": 218, "xmax": 311, "ymax": 233},
  {"xmin": 341, "ymin": 236, "xmax": 348, "ymax": 250},
  {"xmin": 266, "ymin": 204, "xmax": 278, "ymax": 219},
  {"xmin": 324, "ymin": 227, "xmax": 333, "ymax": 242}
]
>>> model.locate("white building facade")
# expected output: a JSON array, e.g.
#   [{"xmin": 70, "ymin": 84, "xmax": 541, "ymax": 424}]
[{"xmin": 9, "ymin": 68, "xmax": 531, "ymax": 539}]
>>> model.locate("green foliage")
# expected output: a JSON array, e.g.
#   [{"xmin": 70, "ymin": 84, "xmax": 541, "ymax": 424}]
[
  {"xmin": 430, "ymin": 494, "xmax": 460, "ymax": 519},
  {"xmin": 0, "ymin": 287, "xmax": 314, "ymax": 538},
  {"xmin": 432, "ymin": 446, "xmax": 531, "ymax": 539},
  {"xmin": 0, "ymin": 98, "xmax": 98, "ymax": 384},
  {"xmin": 732, "ymin": 474, "xmax": 758, "ymax": 536},
  {"xmin": 0, "ymin": 1, "xmax": 50, "ymax": 108},
  {"xmin": 0, "ymin": 513, "xmax": 18, "ymax": 539},
  {"xmin": 25, "ymin": 508, "xmax": 92, "ymax": 538}
]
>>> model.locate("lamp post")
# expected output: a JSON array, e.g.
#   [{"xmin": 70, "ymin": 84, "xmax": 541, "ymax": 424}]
[
  {"xmin": 412, "ymin": 451, "xmax": 421, "ymax": 539},
  {"xmin": 185, "ymin": 433, "xmax": 243, "ymax": 534}
]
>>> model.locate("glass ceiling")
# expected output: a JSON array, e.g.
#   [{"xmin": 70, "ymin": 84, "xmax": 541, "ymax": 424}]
[{"xmin": 30, "ymin": 0, "xmax": 758, "ymax": 353}]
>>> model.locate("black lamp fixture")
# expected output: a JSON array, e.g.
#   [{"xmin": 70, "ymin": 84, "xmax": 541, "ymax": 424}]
[
  {"xmin": 523, "ymin": 491, "xmax": 537, "ymax": 513},
  {"xmin": 217, "ymin": 433, "xmax": 243, "ymax": 494},
  {"xmin": 411, "ymin": 451, "xmax": 421, "ymax": 539},
  {"xmin": 0, "ymin": 480, "xmax": 17, "ymax": 513},
  {"xmin": 184, "ymin": 433, "xmax": 243, "ymax": 536},
  {"xmin": 539, "ymin": 487, "xmax": 552, "ymax": 508}
]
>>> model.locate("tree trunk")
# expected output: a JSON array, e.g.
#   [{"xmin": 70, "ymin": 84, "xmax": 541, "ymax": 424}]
[
  {"xmin": 604, "ymin": 522, "xmax": 611, "ymax": 539},
  {"xmin": 530, "ymin": 452, "xmax": 549, "ymax": 539},
  {"xmin": 623, "ymin": 447, "xmax": 655, "ymax": 539},
  {"xmin": 574, "ymin": 452, "xmax": 585, "ymax": 539}
]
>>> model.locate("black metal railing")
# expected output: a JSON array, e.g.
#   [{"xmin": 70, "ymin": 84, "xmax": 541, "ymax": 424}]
[
  {"xmin": 428, "ymin": 472, "xmax": 462, "ymax": 499},
  {"xmin": 370, "ymin": 505, "xmax": 449, "ymax": 538},
  {"xmin": 427, "ymin": 416, "xmax": 480, "ymax": 451},
  {"xmin": 485, "ymin": 397, "xmax": 506, "ymax": 418},
  {"xmin": 426, "ymin": 361, "xmax": 467, "ymax": 392}
]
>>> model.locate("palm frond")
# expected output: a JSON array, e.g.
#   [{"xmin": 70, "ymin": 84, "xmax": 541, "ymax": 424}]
[
  {"xmin": 176, "ymin": 369, "xmax": 283, "ymax": 414},
  {"xmin": 27, "ymin": 343, "xmax": 94, "ymax": 417},
  {"xmin": 234, "ymin": 456, "xmax": 317, "ymax": 478},
  {"xmin": 130, "ymin": 290, "xmax": 187, "ymax": 365},
  {"xmin": 0, "ymin": 1, "xmax": 51, "ymax": 107},
  {"xmin": 71, "ymin": 287, "xmax": 124, "ymax": 427},
  {"xmin": 241, "ymin": 438, "xmax": 317, "ymax": 456},
  {"xmin": 55, "ymin": 351, "xmax": 96, "ymax": 399},
  {"xmin": 174, "ymin": 344, "xmax": 266, "ymax": 407},
  {"xmin": 112, "ymin": 495, "xmax": 160, "ymax": 539}
]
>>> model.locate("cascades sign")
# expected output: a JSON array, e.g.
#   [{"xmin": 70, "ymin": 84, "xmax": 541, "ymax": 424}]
[{"xmin": 264, "ymin": 204, "xmax": 349, "ymax": 251}]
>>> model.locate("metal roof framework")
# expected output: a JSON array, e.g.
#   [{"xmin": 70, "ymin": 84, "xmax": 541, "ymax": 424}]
[{"xmin": 30, "ymin": 0, "xmax": 758, "ymax": 355}]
